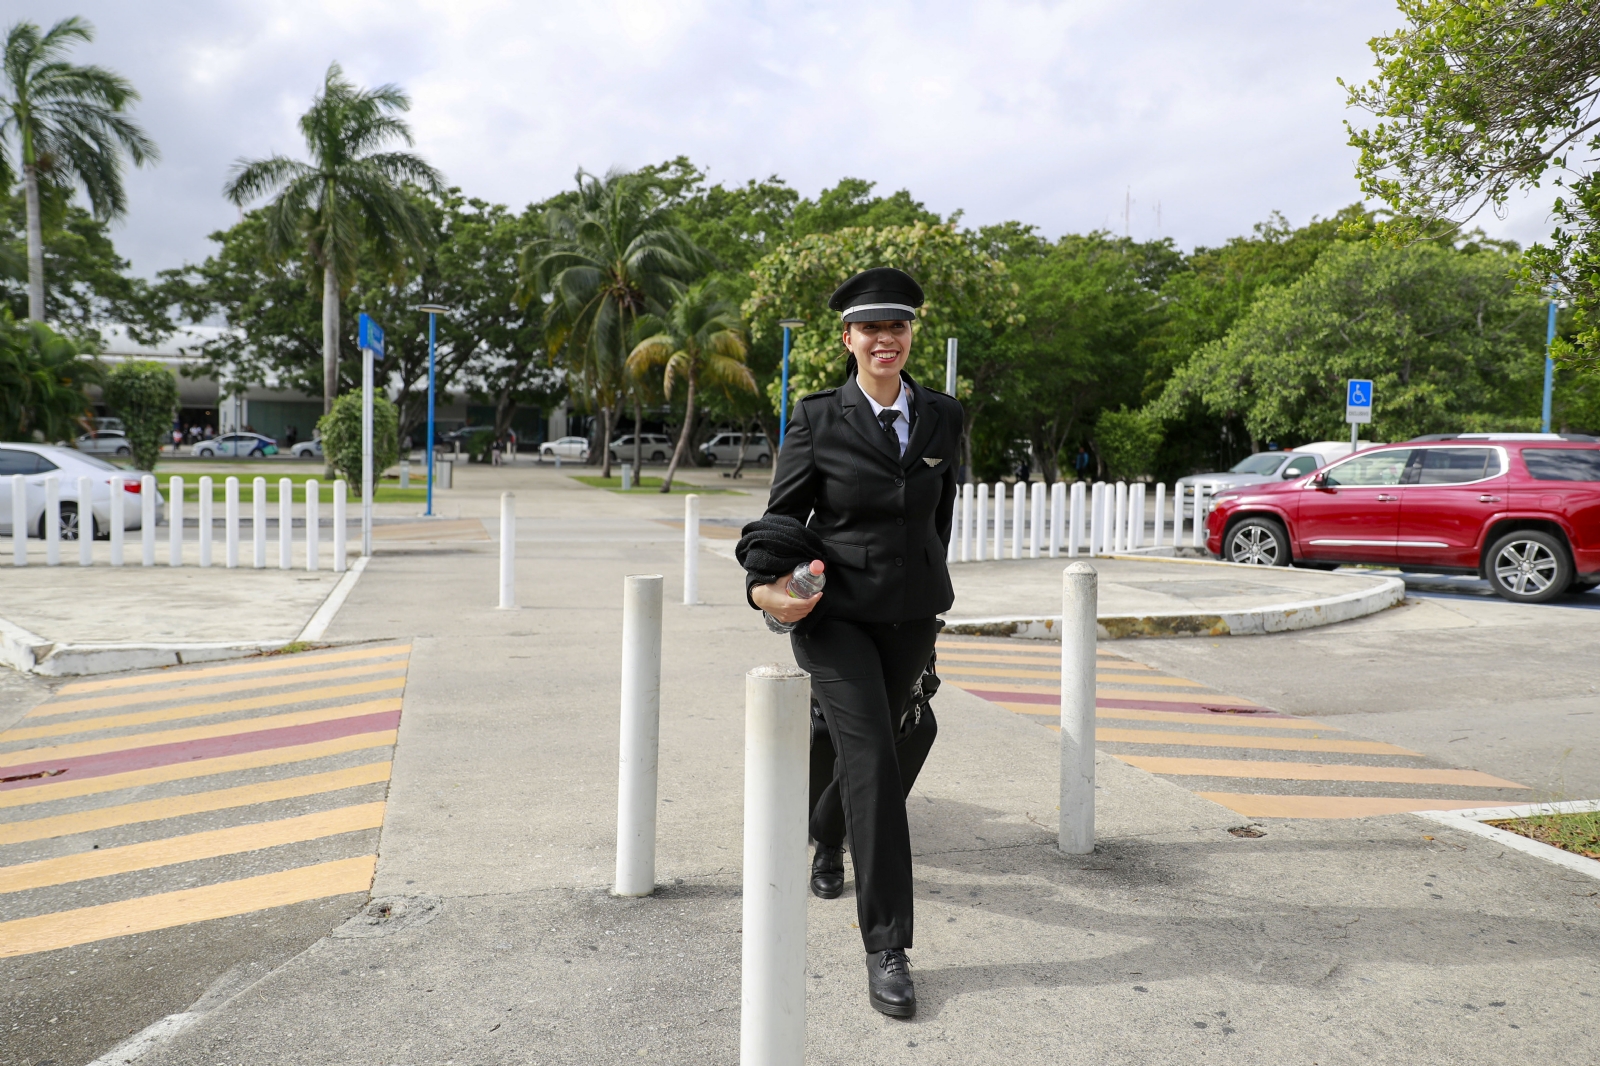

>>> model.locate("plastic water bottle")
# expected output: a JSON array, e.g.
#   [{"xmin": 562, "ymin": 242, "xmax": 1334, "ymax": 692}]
[{"xmin": 765, "ymin": 560, "xmax": 826, "ymax": 633}]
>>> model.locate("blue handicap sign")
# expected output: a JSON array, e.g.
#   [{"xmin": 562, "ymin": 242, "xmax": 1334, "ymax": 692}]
[
  {"xmin": 1347, "ymin": 379, "xmax": 1372, "ymax": 408},
  {"xmin": 358, "ymin": 313, "xmax": 385, "ymax": 359}
]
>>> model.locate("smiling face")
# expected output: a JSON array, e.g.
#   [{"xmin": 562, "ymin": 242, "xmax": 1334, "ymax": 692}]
[{"xmin": 843, "ymin": 319, "xmax": 912, "ymax": 395}]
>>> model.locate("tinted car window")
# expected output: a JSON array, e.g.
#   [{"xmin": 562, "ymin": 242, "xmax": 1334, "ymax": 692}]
[
  {"xmin": 1411, "ymin": 447, "xmax": 1501, "ymax": 484},
  {"xmin": 1523, "ymin": 448, "xmax": 1600, "ymax": 481},
  {"xmin": 1322, "ymin": 449, "xmax": 1413, "ymax": 487},
  {"xmin": 1229, "ymin": 453, "xmax": 1286, "ymax": 475},
  {"xmin": 0, "ymin": 448, "xmax": 38, "ymax": 475},
  {"xmin": 1282, "ymin": 456, "xmax": 1318, "ymax": 477}
]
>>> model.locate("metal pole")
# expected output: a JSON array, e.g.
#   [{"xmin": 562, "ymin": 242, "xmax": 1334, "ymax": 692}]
[
  {"xmin": 77, "ymin": 476, "xmax": 94, "ymax": 566},
  {"xmin": 44, "ymin": 476, "xmax": 60, "ymax": 565},
  {"xmin": 168, "ymin": 476, "xmax": 183, "ymax": 567},
  {"xmin": 10, "ymin": 474, "xmax": 24, "ymax": 567},
  {"xmin": 252, "ymin": 477, "xmax": 266, "ymax": 568},
  {"xmin": 1059, "ymin": 561, "xmax": 1098, "ymax": 854},
  {"xmin": 945, "ymin": 337, "xmax": 957, "ymax": 396},
  {"xmin": 740, "ymin": 662, "xmax": 810, "ymax": 1066},
  {"xmin": 141, "ymin": 475, "xmax": 156, "ymax": 567},
  {"xmin": 1350, "ymin": 421, "xmax": 1358, "ymax": 452},
  {"xmin": 615, "ymin": 574, "xmax": 663, "ymax": 897},
  {"xmin": 110, "ymin": 477, "xmax": 124, "ymax": 566},
  {"xmin": 426, "ymin": 311, "xmax": 437, "ymax": 517},
  {"xmin": 975, "ymin": 483, "xmax": 988, "ymax": 562},
  {"xmin": 498, "ymin": 491, "xmax": 516, "ymax": 609},
  {"xmin": 334, "ymin": 479, "xmax": 348, "ymax": 574},
  {"xmin": 278, "ymin": 477, "xmax": 292, "ymax": 569},
  {"xmin": 362, "ymin": 345, "xmax": 374, "ymax": 557},
  {"xmin": 683, "ymin": 493, "xmax": 700, "ymax": 605},
  {"xmin": 779, "ymin": 325, "xmax": 792, "ymax": 447},
  {"xmin": 1542, "ymin": 296, "xmax": 1558, "ymax": 433},
  {"xmin": 225, "ymin": 477, "xmax": 240, "ymax": 568}
]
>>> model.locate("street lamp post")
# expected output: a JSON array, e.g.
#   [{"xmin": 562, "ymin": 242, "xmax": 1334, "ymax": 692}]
[
  {"xmin": 414, "ymin": 304, "xmax": 448, "ymax": 516},
  {"xmin": 1541, "ymin": 292, "xmax": 1559, "ymax": 434},
  {"xmin": 777, "ymin": 319, "xmax": 805, "ymax": 447}
]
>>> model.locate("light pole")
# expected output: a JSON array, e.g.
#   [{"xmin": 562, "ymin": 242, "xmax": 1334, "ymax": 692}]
[
  {"xmin": 777, "ymin": 319, "xmax": 804, "ymax": 446},
  {"xmin": 414, "ymin": 304, "xmax": 448, "ymax": 516},
  {"xmin": 1541, "ymin": 291, "xmax": 1559, "ymax": 434}
]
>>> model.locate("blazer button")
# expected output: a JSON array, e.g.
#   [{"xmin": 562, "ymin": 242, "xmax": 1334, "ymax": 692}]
[
  {"xmin": 894, "ymin": 477, "xmax": 904, "ymax": 487},
  {"xmin": 896, "ymin": 517, "xmax": 904, "ymax": 526},
  {"xmin": 895, "ymin": 556, "xmax": 904, "ymax": 566}
]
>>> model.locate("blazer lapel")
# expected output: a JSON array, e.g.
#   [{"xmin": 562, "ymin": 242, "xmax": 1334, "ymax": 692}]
[
  {"xmin": 901, "ymin": 377, "xmax": 942, "ymax": 471},
  {"xmin": 839, "ymin": 376, "xmax": 902, "ymax": 466}
]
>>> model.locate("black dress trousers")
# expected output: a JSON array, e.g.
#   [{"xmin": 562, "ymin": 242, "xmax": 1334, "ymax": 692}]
[
  {"xmin": 809, "ymin": 701, "xmax": 938, "ymax": 849},
  {"xmin": 790, "ymin": 615, "xmax": 941, "ymax": 953}
]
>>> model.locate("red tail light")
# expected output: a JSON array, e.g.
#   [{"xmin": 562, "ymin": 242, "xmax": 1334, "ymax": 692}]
[{"xmin": 122, "ymin": 481, "xmax": 142, "ymax": 493}]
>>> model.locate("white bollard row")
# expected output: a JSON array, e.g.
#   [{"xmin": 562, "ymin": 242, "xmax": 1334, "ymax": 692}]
[
  {"xmin": 1153, "ymin": 483, "xmax": 1167, "ymax": 548},
  {"xmin": 975, "ymin": 483, "xmax": 988, "ymax": 562},
  {"xmin": 1068, "ymin": 481, "xmax": 1086, "ymax": 557},
  {"xmin": 1050, "ymin": 481, "xmax": 1065, "ymax": 558},
  {"xmin": 305, "ymin": 479, "xmax": 320, "ymax": 571},
  {"xmin": 960, "ymin": 483, "xmax": 973, "ymax": 562},
  {"xmin": 1029, "ymin": 482, "xmax": 1044, "ymax": 558},
  {"xmin": 992, "ymin": 482, "xmax": 1006, "ymax": 560}
]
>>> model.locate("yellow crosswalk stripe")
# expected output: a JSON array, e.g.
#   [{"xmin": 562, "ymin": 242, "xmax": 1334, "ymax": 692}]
[
  {"xmin": 25, "ymin": 676, "xmax": 406, "ymax": 726},
  {"xmin": 941, "ymin": 665, "xmax": 1203, "ymax": 685},
  {"xmin": 937, "ymin": 639, "xmax": 1119, "ymax": 656},
  {"xmin": 0, "ymin": 762, "xmax": 392, "ymax": 846},
  {"xmin": 948, "ymin": 679, "xmax": 1259, "ymax": 705},
  {"xmin": 0, "ymin": 855, "xmax": 377, "ymax": 957},
  {"xmin": 1115, "ymin": 754, "xmax": 1525, "ymax": 787},
  {"xmin": 1096, "ymin": 727, "xmax": 1419, "ymax": 756},
  {"xmin": 0, "ymin": 731, "xmax": 398, "ymax": 811},
  {"xmin": 940, "ymin": 651, "xmax": 1156, "ymax": 669},
  {"xmin": 55, "ymin": 644, "xmax": 413, "ymax": 696},
  {"xmin": 34, "ymin": 661, "xmax": 408, "ymax": 716},
  {"xmin": 994, "ymin": 703, "xmax": 1336, "ymax": 731},
  {"xmin": 1198, "ymin": 793, "xmax": 1493, "ymax": 819}
]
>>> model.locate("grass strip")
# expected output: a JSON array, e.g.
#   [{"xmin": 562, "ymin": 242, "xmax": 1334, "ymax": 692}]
[
  {"xmin": 1486, "ymin": 810, "xmax": 1600, "ymax": 859},
  {"xmin": 570, "ymin": 475, "xmax": 739, "ymax": 495}
]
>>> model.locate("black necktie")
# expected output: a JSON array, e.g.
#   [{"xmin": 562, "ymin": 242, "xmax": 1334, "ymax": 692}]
[{"xmin": 877, "ymin": 409, "xmax": 901, "ymax": 455}]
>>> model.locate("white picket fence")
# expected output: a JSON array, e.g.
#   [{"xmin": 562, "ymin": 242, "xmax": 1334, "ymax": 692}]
[
  {"xmin": 946, "ymin": 480, "xmax": 1209, "ymax": 563},
  {"xmin": 9, "ymin": 474, "xmax": 351, "ymax": 573}
]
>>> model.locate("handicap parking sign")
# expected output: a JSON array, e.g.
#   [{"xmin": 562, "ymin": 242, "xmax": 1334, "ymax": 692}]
[{"xmin": 1346, "ymin": 379, "xmax": 1373, "ymax": 424}]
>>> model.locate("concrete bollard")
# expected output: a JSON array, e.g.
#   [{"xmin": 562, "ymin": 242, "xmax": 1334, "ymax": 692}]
[
  {"xmin": 1050, "ymin": 481, "xmax": 1065, "ymax": 558},
  {"xmin": 1030, "ymin": 481, "xmax": 1044, "ymax": 559},
  {"xmin": 1101, "ymin": 484, "xmax": 1117, "ymax": 555},
  {"xmin": 1011, "ymin": 480, "xmax": 1025, "ymax": 559},
  {"xmin": 683, "ymin": 494, "xmax": 700, "ymax": 605},
  {"xmin": 1192, "ymin": 484, "xmax": 1207, "ymax": 550},
  {"xmin": 198, "ymin": 476, "xmax": 214, "ymax": 567},
  {"xmin": 278, "ymin": 478, "xmax": 292, "ymax": 570},
  {"xmin": 11, "ymin": 474, "xmax": 25, "ymax": 566},
  {"xmin": 620, "ymin": 462, "xmax": 633, "ymax": 492},
  {"xmin": 45, "ymin": 477, "xmax": 61, "ymax": 566},
  {"xmin": 225, "ymin": 477, "xmax": 240, "ymax": 568},
  {"xmin": 740, "ymin": 662, "xmax": 811, "ymax": 1066},
  {"xmin": 77, "ymin": 476, "xmax": 94, "ymax": 566},
  {"xmin": 975, "ymin": 483, "xmax": 988, "ymax": 562},
  {"xmin": 306, "ymin": 479, "xmax": 320, "ymax": 572},
  {"xmin": 168, "ymin": 476, "xmax": 184, "ymax": 567},
  {"xmin": 141, "ymin": 475, "xmax": 156, "ymax": 566},
  {"xmin": 334, "ymin": 480, "xmax": 348, "ymax": 574},
  {"xmin": 960, "ymin": 482, "xmax": 973, "ymax": 562},
  {"xmin": 1060, "ymin": 562, "xmax": 1098, "ymax": 854},
  {"xmin": 614, "ymin": 574, "xmax": 663, "ymax": 897},
  {"xmin": 400, "ymin": 460, "xmax": 410, "ymax": 490},
  {"xmin": 1131, "ymin": 484, "xmax": 1147, "ymax": 550},
  {"xmin": 1153, "ymin": 483, "xmax": 1166, "ymax": 548},
  {"xmin": 1171, "ymin": 483, "xmax": 1185, "ymax": 548},
  {"xmin": 1113, "ymin": 481, "xmax": 1128, "ymax": 553},
  {"xmin": 110, "ymin": 477, "xmax": 125, "ymax": 566},
  {"xmin": 1068, "ymin": 481, "xmax": 1086, "ymax": 558},
  {"xmin": 992, "ymin": 482, "xmax": 1005, "ymax": 560},
  {"xmin": 1087, "ymin": 482, "xmax": 1104, "ymax": 557},
  {"xmin": 252, "ymin": 477, "xmax": 267, "ymax": 568},
  {"xmin": 498, "ymin": 491, "xmax": 515, "ymax": 608}
]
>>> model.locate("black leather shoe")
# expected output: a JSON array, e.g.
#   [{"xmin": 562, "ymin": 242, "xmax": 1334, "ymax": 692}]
[
  {"xmin": 810, "ymin": 844, "xmax": 844, "ymax": 899},
  {"xmin": 866, "ymin": 948, "xmax": 916, "ymax": 1018}
]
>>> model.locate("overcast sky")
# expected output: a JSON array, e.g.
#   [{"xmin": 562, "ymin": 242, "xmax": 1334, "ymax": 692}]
[{"xmin": 23, "ymin": 0, "xmax": 1562, "ymax": 278}]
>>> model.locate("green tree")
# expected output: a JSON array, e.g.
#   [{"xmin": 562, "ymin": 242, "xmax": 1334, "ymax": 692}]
[
  {"xmin": 627, "ymin": 280, "xmax": 756, "ymax": 491},
  {"xmin": 102, "ymin": 359, "xmax": 177, "ymax": 470},
  {"xmin": 0, "ymin": 16, "xmax": 157, "ymax": 321},
  {"xmin": 0, "ymin": 309, "xmax": 99, "ymax": 439},
  {"xmin": 223, "ymin": 62, "xmax": 442, "ymax": 415},
  {"xmin": 316, "ymin": 390, "xmax": 399, "ymax": 495},
  {"xmin": 1094, "ymin": 407, "xmax": 1164, "ymax": 480}
]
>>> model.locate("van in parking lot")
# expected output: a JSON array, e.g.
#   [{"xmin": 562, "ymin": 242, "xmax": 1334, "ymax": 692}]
[{"xmin": 699, "ymin": 432, "xmax": 771, "ymax": 466}]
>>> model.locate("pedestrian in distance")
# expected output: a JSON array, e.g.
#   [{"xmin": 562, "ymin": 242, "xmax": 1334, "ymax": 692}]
[{"xmin": 744, "ymin": 266, "xmax": 962, "ymax": 1020}]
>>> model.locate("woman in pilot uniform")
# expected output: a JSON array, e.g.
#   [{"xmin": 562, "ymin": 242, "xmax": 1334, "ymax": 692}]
[{"xmin": 748, "ymin": 267, "xmax": 961, "ymax": 1019}]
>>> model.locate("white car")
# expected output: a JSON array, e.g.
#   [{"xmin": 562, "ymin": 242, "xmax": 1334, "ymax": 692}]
[
  {"xmin": 699, "ymin": 432, "xmax": 771, "ymax": 466},
  {"xmin": 291, "ymin": 439, "xmax": 323, "ymax": 459},
  {"xmin": 191, "ymin": 432, "xmax": 279, "ymax": 458},
  {"xmin": 608, "ymin": 434, "xmax": 674, "ymax": 463},
  {"xmin": 0, "ymin": 443, "xmax": 164, "ymax": 540},
  {"xmin": 540, "ymin": 436, "xmax": 591, "ymax": 461},
  {"xmin": 75, "ymin": 430, "xmax": 134, "ymax": 457}
]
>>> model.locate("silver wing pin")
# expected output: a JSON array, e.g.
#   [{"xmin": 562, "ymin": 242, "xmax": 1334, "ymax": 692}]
[{"xmin": 923, "ymin": 457, "xmax": 942, "ymax": 467}]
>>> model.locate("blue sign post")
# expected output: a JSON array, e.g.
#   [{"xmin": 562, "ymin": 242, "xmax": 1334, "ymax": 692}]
[
  {"xmin": 358, "ymin": 314, "xmax": 385, "ymax": 558},
  {"xmin": 1345, "ymin": 378, "xmax": 1373, "ymax": 451}
]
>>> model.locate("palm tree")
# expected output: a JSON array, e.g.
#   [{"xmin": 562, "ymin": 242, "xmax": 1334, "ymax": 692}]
[
  {"xmin": 627, "ymin": 281, "xmax": 756, "ymax": 492},
  {"xmin": 0, "ymin": 309, "xmax": 100, "ymax": 440},
  {"xmin": 224, "ymin": 63, "xmax": 442, "ymax": 415},
  {"xmin": 523, "ymin": 170, "xmax": 700, "ymax": 478},
  {"xmin": 1, "ymin": 17, "xmax": 157, "ymax": 321}
]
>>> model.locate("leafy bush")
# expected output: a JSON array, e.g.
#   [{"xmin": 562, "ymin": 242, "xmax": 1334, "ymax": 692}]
[
  {"xmin": 1095, "ymin": 406, "xmax": 1164, "ymax": 480},
  {"xmin": 0, "ymin": 312, "xmax": 101, "ymax": 443},
  {"xmin": 467, "ymin": 428, "xmax": 495, "ymax": 463},
  {"xmin": 316, "ymin": 391, "xmax": 399, "ymax": 496},
  {"xmin": 103, "ymin": 360, "xmax": 178, "ymax": 470}
]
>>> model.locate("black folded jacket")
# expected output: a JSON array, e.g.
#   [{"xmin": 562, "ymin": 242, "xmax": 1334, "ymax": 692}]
[{"xmin": 736, "ymin": 515, "xmax": 826, "ymax": 614}]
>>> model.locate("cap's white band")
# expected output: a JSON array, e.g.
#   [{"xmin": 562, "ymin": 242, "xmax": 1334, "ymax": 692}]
[{"xmin": 842, "ymin": 302, "xmax": 917, "ymax": 319}]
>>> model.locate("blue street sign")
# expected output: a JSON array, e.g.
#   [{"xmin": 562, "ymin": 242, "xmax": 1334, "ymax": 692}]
[
  {"xmin": 1346, "ymin": 378, "xmax": 1373, "ymax": 424},
  {"xmin": 359, "ymin": 313, "xmax": 385, "ymax": 360}
]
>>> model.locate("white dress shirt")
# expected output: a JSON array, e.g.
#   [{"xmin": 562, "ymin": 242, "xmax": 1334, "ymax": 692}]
[{"xmin": 863, "ymin": 383, "xmax": 913, "ymax": 456}]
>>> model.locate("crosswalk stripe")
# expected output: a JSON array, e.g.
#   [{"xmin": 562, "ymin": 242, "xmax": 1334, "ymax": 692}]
[
  {"xmin": 942, "ymin": 665, "xmax": 1204, "ymax": 685},
  {"xmin": 0, "ymin": 731, "xmax": 398, "ymax": 811},
  {"xmin": 55, "ymin": 644, "xmax": 413, "ymax": 696},
  {"xmin": 1096, "ymin": 727, "xmax": 1419, "ymax": 756},
  {"xmin": 0, "ymin": 854, "xmax": 377, "ymax": 957},
  {"xmin": 1115, "ymin": 755, "xmax": 1527, "ymax": 787},
  {"xmin": 951, "ymin": 681, "xmax": 1259, "ymax": 705},
  {"xmin": 0, "ymin": 803, "xmax": 386, "ymax": 894},
  {"xmin": 1198, "ymin": 793, "xmax": 1495, "ymax": 819},
  {"xmin": 33, "ymin": 661, "xmax": 409, "ymax": 716},
  {"xmin": 22, "ymin": 676, "xmax": 407, "ymax": 723},
  {"xmin": 2, "ymin": 698, "xmax": 402, "ymax": 770},
  {"xmin": 0, "ymin": 762, "xmax": 392, "ymax": 847},
  {"xmin": 939, "ymin": 652, "xmax": 1155, "ymax": 670},
  {"xmin": 937, "ymin": 639, "xmax": 1118, "ymax": 656},
  {"xmin": 994, "ymin": 703, "xmax": 1335, "ymax": 731}
]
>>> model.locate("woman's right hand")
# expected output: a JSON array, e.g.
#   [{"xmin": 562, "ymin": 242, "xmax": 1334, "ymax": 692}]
[{"xmin": 752, "ymin": 572, "xmax": 823, "ymax": 625}]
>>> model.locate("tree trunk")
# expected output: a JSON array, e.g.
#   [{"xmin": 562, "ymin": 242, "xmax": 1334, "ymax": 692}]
[
  {"xmin": 322, "ymin": 264, "xmax": 340, "ymax": 415},
  {"xmin": 632, "ymin": 393, "xmax": 644, "ymax": 476},
  {"xmin": 599, "ymin": 406, "xmax": 613, "ymax": 479},
  {"xmin": 22, "ymin": 164, "xmax": 45, "ymax": 322},
  {"xmin": 731, "ymin": 419, "xmax": 751, "ymax": 478},
  {"xmin": 660, "ymin": 372, "xmax": 697, "ymax": 493}
]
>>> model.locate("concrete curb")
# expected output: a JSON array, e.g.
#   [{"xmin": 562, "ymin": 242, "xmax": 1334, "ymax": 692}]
[{"xmin": 1414, "ymin": 800, "xmax": 1600, "ymax": 883}]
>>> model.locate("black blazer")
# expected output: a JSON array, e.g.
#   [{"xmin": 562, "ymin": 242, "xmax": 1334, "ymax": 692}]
[{"xmin": 752, "ymin": 372, "xmax": 962, "ymax": 624}]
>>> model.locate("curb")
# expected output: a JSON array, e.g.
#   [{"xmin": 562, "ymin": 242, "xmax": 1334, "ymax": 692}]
[
  {"xmin": 1414, "ymin": 800, "xmax": 1600, "ymax": 883},
  {"xmin": 0, "ymin": 557, "xmax": 371, "ymax": 677}
]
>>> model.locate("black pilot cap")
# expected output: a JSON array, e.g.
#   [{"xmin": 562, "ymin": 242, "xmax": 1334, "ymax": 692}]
[{"xmin": 827, "ymin": 267, "xmax": 924, "ymax": 324}]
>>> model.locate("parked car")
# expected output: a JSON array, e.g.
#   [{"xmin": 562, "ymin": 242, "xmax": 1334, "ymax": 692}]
[
  {"xmin": 0, "ymin": 443, "xmax": 164, "ymax": 540},
  {"xmin": 291, "ymin": 438, "xmax": 323, "ymax": 459},
  {"xmin": 540, "ymin": 435, "xmax": 591, "ymax": 461},
  {"xmin": 75, "ymin": 429, "xmax": 133, "ymax": 457},
  {"xmin": 1203, "ymin": 435, "xmax": 1600, "ymax": 603},
  {"xmin": 699, "ymin": 432, "xmax": 772, "ymax": 466},
  {"xmin": 609, "ymin": 434, "xmax": 674, "ymax": 463},
  {"xmin": 190, "ymin": 432, "xmax": 278, "ymax": 458},
  {"xmin": 441, "ymin": 425, "xmax": 496, "ymax": 449}
]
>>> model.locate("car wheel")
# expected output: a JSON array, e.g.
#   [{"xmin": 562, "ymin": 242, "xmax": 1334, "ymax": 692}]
[
  {"xmin": 1486, "ymin": 530, "xmax": 1571, "ymax": 604},
  {"xmin": 199, "ymin": 448, "xmax": 214, "ymax": 457},
  {"xmin": 44, "ymin": 502, "xmax": 86, "ymax": 542},
  {"xmin": 115, "ymin": 445, "xmax": 131, "ymax": 456},
  {"xmin": 1223, "ymin": 517, "xmax": 1290, "ymax": 566},
  {"xmin": 757, "ymin": 452, "xmax": 772, "ymax": 467},
  {"xmin": 652, "ymin": 451, "xmax": 665, "ymax": 462}
]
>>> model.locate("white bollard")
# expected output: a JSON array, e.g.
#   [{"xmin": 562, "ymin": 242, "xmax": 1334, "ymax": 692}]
[
  {"xmin": 252, "ymin": 477, "xmax": 267, "ymax": 568},
  {"xmin": 278, "ymin": 478, "xmax": 293, "ymax": 569},
  {"xmin": 1060, "ymin": 561, "xmax": 1098, "ymax": 854},
  {"xmin": 992, "ymin": 482, "xmax": 1005, "ymax": 561},
  {"xmin": 11, "ymin": 474, "xmax": 25, "ymax": 566},
  {"xmin": 1087, "ymin": 482, "xmax": 1103, "ymax": 557},
  {"xmin": 740, "ymin": 662, "xmax": 811, "ymax": 1066},
  {"xmin": 225, "ymin": 477, "xmax": 240, "ymax": 568},
  {"xmin": 110, "ymin": 477, "xmax": 124, "ymax": 566},
  {"xmin": 620, "ymin": 462, "xmax": 633, "ymax": 492},
  {"xmin": 1101, "ymin": 484, "xmax": 1117, "ymax": 555},
  {"xmin": 198, "ymin": 477, "xmax": 214, "ymax": 567},
  {"xmin": 960, "ymin": 483, "xmax": 973, "ymax": 562},
  {"xmin": 1012, "ymin": 481, "xmax": 1025, "ymax": 559},
  {"xmin": 1153, "ymin": 483, "xmax": 1167, "ymax": 548},
  {"xmin": 168, "ymin": 476, "xmax": 184, "ymax": 567},
  {"xmin": 141, "ymin": 475, "xmax": 156, "ymax": 566},
  {"xmin": 45, "ymin": 477, "xmax": 60, "ymax": 565},
  {"xmin": 400, "ymin": 459, "xmax": 411, "ymax": 490},
  {"xmin": 1172, "ymin": 483, "xmax": 1186, "ymax": 548},
  {"xmin": 1068, "ymin": 481, "xmax": 1086, "ymax": 558},
  {"xmin": 1050, "ymin": 481, "xmax": 1065, "ymax": 558},
  {"xmin": 975, "ymin": 483, "xmax": 988, "ymax": 562},
  {"xmin": 683, "ymin": 493, "xmax": 700, "ymax": 605},
  {"xmin": 1192, "ymin": 484, "xmax": 1207, "ymax": 550},
  {"xmin": 1029, "ymin": 481, "xmax": 1044, "ymax": 559},
  {"xmin": 615, "ymin": 574, "xmax": 664, "ymax": 897},
  {"xmin": 497, "ymin": 491, "xmax": 515, "ymax": 607},
  {"xmin": 1131, "ymin": 484, "xmax": 1147, "ymax": 550},
  {"xmin": 334, "ymin": 479, "xmax": 349, "ymax": 573},
  {"xmin": 1113, "ymin": 482, "xmax": 1128, "ymax": 553},
  {"xmin": 77, "ymin": 476, "xmax": 94, "ymax": 566},
  {"xmin": 306, "ymin": 479, "xmax": 320, "ymax": 572}
]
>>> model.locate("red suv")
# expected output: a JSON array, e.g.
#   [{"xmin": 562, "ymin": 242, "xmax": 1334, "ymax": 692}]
[{"xmin": 1204, "ymin": 435, "xmax": 1600, "ymax": 603}]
